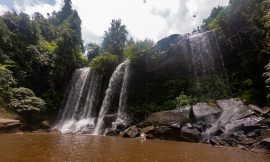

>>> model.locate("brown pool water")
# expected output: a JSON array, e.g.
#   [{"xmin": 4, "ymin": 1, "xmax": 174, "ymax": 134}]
[{"xmin": 0, "ymin": 133, "xmax": 269, "ymax": 162}]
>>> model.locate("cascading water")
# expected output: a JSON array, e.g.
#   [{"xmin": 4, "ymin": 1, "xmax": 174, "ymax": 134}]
[
  {"xmin": 189, "ymin": 30, "xmax": 225, "ymax": 75},
  {"xmin": 94, "ymin": 60, "xmax": 131, "ymax": 135},
  {"xmin": 56, "ymin": 68, "xmax": 102, "ymax": 134},
  {"xmin": 56, "ymin": 30, "xmax": 227, "ymax": 135},
  {"xmin": 188, "ymin": 30, "xmax": 229, "ymax": 98},
  {"xmin": 112, "ymin": 59, "xmax": 131, "ymax": 129}
]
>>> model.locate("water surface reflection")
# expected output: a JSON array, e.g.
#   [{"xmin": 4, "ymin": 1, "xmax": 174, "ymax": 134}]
[{"xmin": 0, "ymin": 133, "xmax": 269, "ymax": 162}]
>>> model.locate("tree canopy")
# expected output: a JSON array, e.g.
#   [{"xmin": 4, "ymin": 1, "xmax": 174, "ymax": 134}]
[
  {"xmin": 102, "ymin": 19, "xmax": 128, "ymax": 57},
  {"xmin": 0, "ymin": 0, "xmax": 85, "ymax": 120}
]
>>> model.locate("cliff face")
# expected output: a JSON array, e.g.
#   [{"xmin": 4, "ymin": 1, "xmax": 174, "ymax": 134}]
[{"xmin": 127, "ymin": 31, "xmax": 229, "ymax": 117}]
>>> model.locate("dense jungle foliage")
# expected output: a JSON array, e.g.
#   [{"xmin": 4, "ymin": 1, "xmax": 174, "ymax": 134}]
[
  {"xmin": 0, "ymin": 0, "xmax": 270, "ymax": 124},
  {"xmin": 202, "ymin": 0, "xmax": 270, "ymax": 103},
  {"xmin": 0, "ymin": 0, "xmax": 86, "ymax": 125}
]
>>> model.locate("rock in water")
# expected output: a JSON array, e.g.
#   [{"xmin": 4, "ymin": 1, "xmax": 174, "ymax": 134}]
[
  {"xmin": 120, "ymin": 126, "xmax": 139, "ymax": 138},
  {"xmin": 261, "ymin": 138, "xmax": 270, "ymax": 149},
  {"xmin": 0, "ymin": 119, "xmax": 22, "ymax": 133}
]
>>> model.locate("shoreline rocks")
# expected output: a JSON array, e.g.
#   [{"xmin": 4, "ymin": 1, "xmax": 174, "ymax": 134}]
[
  {"xmin": 0, "ymin": 118, "xmax": 22, "ymax": 133},
  {"xmin": 119, "ymin": 98, "xmax": 270, "ymax": 153}
]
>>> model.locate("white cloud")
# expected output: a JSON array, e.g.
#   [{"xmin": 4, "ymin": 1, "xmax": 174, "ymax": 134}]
[
  {"xmin": 2, "ymin": 0, "xmax": 229, "ymax": 44},
  {"xmin": 0, "ymin": 4, "xmax": 9, "ymax": 14},
  {"xmin": 151, "ymin": 0, "xmax": 230, "ymax": 37},
  {"xmin": 13, "ymin": 0, "xmax": 63, "ymax": 17}
]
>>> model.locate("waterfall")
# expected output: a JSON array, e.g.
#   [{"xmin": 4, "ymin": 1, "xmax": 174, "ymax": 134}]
[
  {"xmin": 56, "ymin": 30, "xmax": 227, "ymax": 135},
  {"xmin": 56, "ymin": 68, "xmax": 102, "ymax": 134},
  {"xmin": 188, "ymin": 30, "xmax": 229, "ymax": 98},
  {"xmin": 93, "ymin": 60, "xmax": 131, "ymax": 135},
  {"xmin": 56, "ymin": 60, "xmax": 131, "ymax": 135}
]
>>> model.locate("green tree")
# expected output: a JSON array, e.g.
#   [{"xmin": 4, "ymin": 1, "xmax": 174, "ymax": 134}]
[
  {"xmin": 61, "ymin": 0, "xmax": 73, "ymax": 21},
  {"xmin": 90, "ymin": 53, "xmax": 118, "ymax": 73},
  {"xmin": 102, "ymin": 19, "xmax": 128, "ymax": 57},
  {"xmin": 124, "ymin": 39, "xmax": 154, "ymax": 60},
  {"xmin": 10, "ymin": 87, "xmax": 45, "ymax": 113},
  {"xmin": 201, "ymin": 0, "xmax": 268, "ymax": 103},
  {"xmin": 85, "ymin": 43, "xmax": 101, "ymax": 61},
  {"xmin": 0, "ymin": 66, "xmax": 16, "ymax": 101}
]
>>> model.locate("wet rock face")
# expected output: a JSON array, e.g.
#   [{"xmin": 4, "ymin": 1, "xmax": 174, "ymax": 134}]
[
  {"xmin": 139, "ymin": 108, "xmax": 191, "ymax": 128},
  {"xmin": 0, "ymin": 119, "xmax": 22, "ymax": 133},
  {"xmin": 120, "ymin": 126, "xmax": 140, "ymax": 138},
  {"xmin": 120, "ymin": 98, "xmax": 270, "ymax": 153},
  {"xmin": 261, "ymin": 138, "xmax": 270, "ymax": 149},
  {"xmin": 190, "ymin": 102, "xmax": 222, "ymax": 123}
]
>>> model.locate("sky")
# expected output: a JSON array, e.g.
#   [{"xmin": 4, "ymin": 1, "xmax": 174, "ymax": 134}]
[{"xmin": 0, "ymin": 0, "xmax": 229, "ymax": 44}]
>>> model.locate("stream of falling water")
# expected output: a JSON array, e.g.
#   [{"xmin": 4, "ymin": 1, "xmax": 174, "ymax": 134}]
[
  {"xmin": 56, "ymin": 60, "xmax": 131, "ymax": 135},
  {"xmin": 56, "ymin": 68, "xmax": 102, "ymax": 134},
  {"xmin": 56, "ymin": 30, "xmax": 227, "ymax": 135},
  {"xmin": 93, "ymin": 60, "xmax": 131, "ymax": 135}
]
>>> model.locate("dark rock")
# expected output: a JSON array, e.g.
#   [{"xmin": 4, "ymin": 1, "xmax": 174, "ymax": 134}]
[
  {"xmin": 185, "ymin": 123, "xmax": 192, "ymax": 128},
  {"xmin": 106, "ymin": 113, "xmax": 133, "ymax": 136},
  {"xmin": 248, "ymin": 104, "xmax": 269, "ymax": 115},
  {"xmin": 120, "ymin": 126, "xmax": 139, "ymax": 138},
  {"xmin": 181, "ymin": 125, "xmax": 201, "ymax": 142},
  {"xmin": 141, "ymin": 126, "xmax": 155, "ymax": 134},
  {"xmin": 41, "ymin": 120, "xmax": 50, "ymax": 129},
  {"xmin": 221, "ymin": 116, "xmax": 264, "ymax": 134},
  {"xmin": 116, "ymin": 124, "xmax": 126, "ymax": 130},
  {"xmin": 103, "ymin": 114, "xmax": 118, "ymax": 125},
  {"xmin": 105, "ymin": 128, "xmax": 120, "ymax": 136},
  {"xmin": 207, "ymin": 136, "xmax": 229, "ymax": 146},
  {"xmin": 239, "ymin": 138, "xmax": 260, "ymax": 146},
  {"xmin": 171, "ymin": 106, "xmax": 191, "ymax": 119},
  {"xmin": 204, "ymin": 99, "xmax": 256, "ymax": 136},
  {"xmin": 260, "ymin": 129, "xmax": 270, "ymax": 138},
  {"xmin": 192, "ymin": 121, "xmax": 206, "ymax": 132},
  {"xmin": 252, "ymin": 138, "xmax": 270, "ymax": 154},
  {"xmin": 156, "ymin": 34, "xmax": 182, "ymax": 48},
  {"xmin": 216, "ymin": 99, "xmax": 254, "ymax": 122},
  {"xmin": 261, "ymin": 138, "xmax": 270, "ymax": 149},
  {"xmin": 0, "ymin": 119, "xmax": 22, "ymax": 133},
  {"xmin": 139, "ymin": 110, "xmax": 190, "ymax": 128},
  {"xmin": 246, "ymin": 131, "xmax": 258, "ymax": 138},
  {"xmin": 190, "ymin": 102, "xmax": 222, "ymax": 123},
  {"xmin": 148, "ymin": 126, "xmax": 184, "ymax": 141},
  {"xmin": 119, "ymin": 98, "xmax": 270, "ymax": 153}
]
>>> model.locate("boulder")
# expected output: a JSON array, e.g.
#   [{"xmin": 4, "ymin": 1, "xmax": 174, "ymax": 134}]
[
  {"xmin": 103, "ymin": 114, "xmax": 118, "ymax": 125},
  {"xmin": 190, "ymin": 102, "xmax": 222, "ymax": 123},
  {"xmin": 203, "ymin": 99, "xmax": 256, "ymax": 136},
  {"xmin": 248, "ymin": 104, "xmax": 269, "ymax": 115},
  {"xmin": 260, "ymin": 129, "xmax": 270, "ymax": 138},
  {"xmin": 171, "ymin": 106, "xmax": 191, "ymax": 119},
  {"xmin": 216, "ymin": 99, "xmax": 254, "ymax": 122},
  {"xmin": 105, "ymin": 128, "xmax": 120, "ymax": 136},
  {"xmin": 0, "ymin": 119, "xmax": 22, "ymax": 133},
  {"xmin": 260, "ymin": 138, "xmax": 270, "ymax": 149},
  {"xmin": 139, "ymin": 110, "xmax": 190, "ymax": 128},
  {"xmin": 222, "ymin": 116, "xmax": 264, "ymax": 134},
  {"xmin": 120, "ymin": 126, "xmax": 140, "ymax": 138},
  {"xmin": 252, "ymin": 138, "xmax": 270, "ymax": 154},
  {"xmin": 147, "ymin": 126, "xmax": 184, "ymax": 141},
  {"xmin": 119, "ymin": 98, "xmax": 270, "ymax": 153},
  {"xmin": 141, "ymin": 126, "xmax": 155, "ymax": 134},
  {"xmin": 106, "ymin": 113, "xmax": 132, "ymax": 136},
  {"xmin": 181, "ymin": 124, "xmax": 201, "ymax": 142}
]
